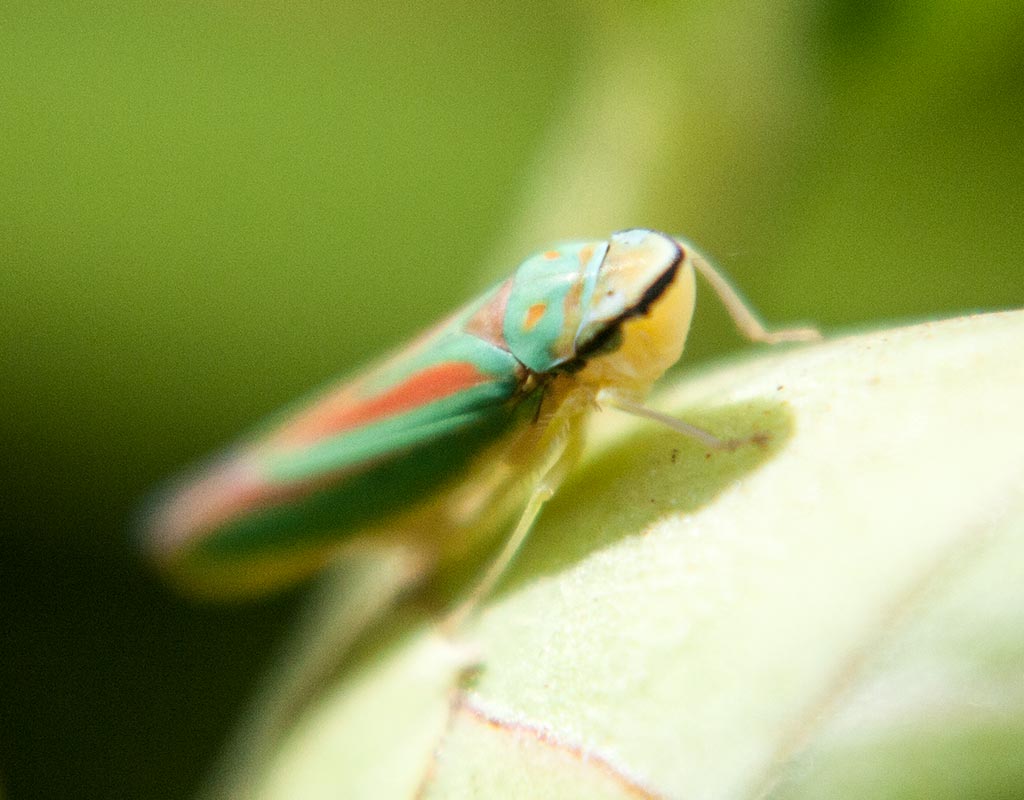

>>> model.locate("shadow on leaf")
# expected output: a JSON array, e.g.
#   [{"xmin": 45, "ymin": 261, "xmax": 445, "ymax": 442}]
[{"xmin": 499, "ymin": 396, "xmax": 798, "ymax": 596}]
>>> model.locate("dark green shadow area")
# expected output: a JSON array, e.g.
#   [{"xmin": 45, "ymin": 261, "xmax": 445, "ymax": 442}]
[{"xmin": 497, "ymin": 396, "xmax": 798, "ymax": 597}]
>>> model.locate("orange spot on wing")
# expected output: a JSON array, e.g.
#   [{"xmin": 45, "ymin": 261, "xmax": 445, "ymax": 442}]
[
  {"xmin": 276, "ymin": 361, "xmax": 490, "ymax": 446},
  {"xmin": 543, "ymin": 250, "xmax": 561, "ymax": 260},
  {"xmin": 524, "ymin": 305, "xmax": 548, "ymax": 331},
  {"xmin": 523, "ymin": 302, "xmax": 547, "ymax": 331}
]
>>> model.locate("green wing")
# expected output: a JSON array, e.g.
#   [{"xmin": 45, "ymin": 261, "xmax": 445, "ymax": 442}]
[{"xmin": 144, "ymin": 296, "xmax": 530, "ymax": 596}]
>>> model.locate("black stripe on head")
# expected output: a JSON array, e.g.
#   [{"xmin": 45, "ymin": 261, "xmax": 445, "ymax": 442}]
[
  {"xmin": 626, "ymin": 250, "xmax": 682, "ymax": 320},
  {"xmin": 570, "ymin": 244, "xmax": 683, "ymax": 364}
]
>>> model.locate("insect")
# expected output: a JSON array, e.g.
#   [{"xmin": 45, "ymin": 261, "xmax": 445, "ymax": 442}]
[{"xmin": 144, "ymin": 229, "xmax": 818, "ymax": 625}]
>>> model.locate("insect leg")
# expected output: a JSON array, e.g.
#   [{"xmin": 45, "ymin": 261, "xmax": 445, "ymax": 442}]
[
  {"xmin": 689, "ymin": 252, "xmax": 821, "ymax": 344},
  {"xmin": 441, "ymin": 480, "xmax": 555, "ymax": 633},
  {"xmin": 441, "ymin": 413, "xmax": 581, "ymax": 634},
  {"xmin": 598, "ymin": 391, "xmax": 744, "ymax": 451}
]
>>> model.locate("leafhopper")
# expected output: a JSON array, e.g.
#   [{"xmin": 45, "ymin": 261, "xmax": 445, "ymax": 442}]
[{"xmin": 144, "ymin": 229, "xmax": 817, "ymax": 624}]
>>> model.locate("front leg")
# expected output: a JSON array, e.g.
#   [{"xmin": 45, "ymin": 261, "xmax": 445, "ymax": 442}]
[
  {"xmin": 441, "ymin": 406, "xmax": 584, "ymax": 634},
  {"xmin": 597, "ymin": 389, "xmax": 747, "ymax": 451}
]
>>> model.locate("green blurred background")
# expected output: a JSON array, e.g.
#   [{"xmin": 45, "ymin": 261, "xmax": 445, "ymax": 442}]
[{"xmin": 1, "ymin": 2, "xmax": 1021, "ymax": 798}]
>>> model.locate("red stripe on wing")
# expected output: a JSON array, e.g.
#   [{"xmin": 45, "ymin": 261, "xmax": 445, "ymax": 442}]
[
  {"xmin": 274, "ymin": 361, "xmax": 492, "ymax": 447},
  {"xmin": 150, "ymin": 361, "xmax": 495, "ymax": 556}
]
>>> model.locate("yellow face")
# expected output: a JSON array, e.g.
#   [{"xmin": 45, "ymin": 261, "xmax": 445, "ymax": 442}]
[{"xmin": 573, "ymin": 232, "xmax": 697, "ymax": 398}]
